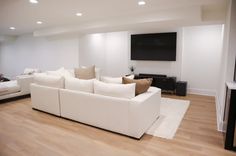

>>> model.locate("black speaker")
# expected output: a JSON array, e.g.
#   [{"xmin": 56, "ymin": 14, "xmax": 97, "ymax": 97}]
[{"xmin": 176, "ymin": 81, "xmax": 187, "ymax": 96}]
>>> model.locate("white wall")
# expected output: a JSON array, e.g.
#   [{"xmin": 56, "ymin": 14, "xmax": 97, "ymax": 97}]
[
  {"xmin": 182, "ymin": 25, "xmax": 223, "ymax": 96},
  {"xmin": 79, "ymin": 32, "xmax": 129, "ymax": 76},
  {"xmin": 0, "ymin": 34, "xmax": 79, "ymax": 79},
  {"xmin": 79, "ymin": 26, "xmax": 223, "ymax": 96},
  {"xmin": 79, "ymin": 30, "xmax": 183, "ymax": 78},
  {"xmin": 0, "ymin": 25, "xmax": 224, "ymax": 99}
]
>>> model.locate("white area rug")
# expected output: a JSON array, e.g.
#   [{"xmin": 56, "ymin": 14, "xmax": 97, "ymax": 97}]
[{"xmin": 146, "ymin": 97, "xmax": 190, "ymax": 139}]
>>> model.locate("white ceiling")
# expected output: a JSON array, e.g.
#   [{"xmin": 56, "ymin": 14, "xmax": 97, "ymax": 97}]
[{"xmin": 0, "ymin": 0, "xmax": 228, "ymax": 36}]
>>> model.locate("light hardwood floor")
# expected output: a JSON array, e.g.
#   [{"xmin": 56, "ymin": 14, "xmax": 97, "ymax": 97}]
[{"xmin": 0, "ymin": 95, "xmax": 235, "ymax": 156}]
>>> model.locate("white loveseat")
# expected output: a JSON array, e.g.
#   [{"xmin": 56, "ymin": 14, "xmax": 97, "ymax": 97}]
[{"xmin": 30, "ymin": 69, "xmax": 161, "ymax": 139}]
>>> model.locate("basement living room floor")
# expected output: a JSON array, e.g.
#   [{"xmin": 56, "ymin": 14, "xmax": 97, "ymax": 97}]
[{"xmin": 0, "ymin": 94, "xmax": 235, "ymax": 156}]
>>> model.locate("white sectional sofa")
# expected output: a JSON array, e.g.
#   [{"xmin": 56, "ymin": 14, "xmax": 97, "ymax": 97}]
[{"xmin": 30, "ymin": 68, "xmax": 161, "ymax": 139}]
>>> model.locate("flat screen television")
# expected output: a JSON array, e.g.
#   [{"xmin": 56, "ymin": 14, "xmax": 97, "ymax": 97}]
[{"xmin": 131, "ymin": 32, "xmax": 177, "ymax": 61}]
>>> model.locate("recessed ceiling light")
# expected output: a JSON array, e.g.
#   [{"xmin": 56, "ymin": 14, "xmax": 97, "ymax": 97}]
[
  {"xmin": 9, "ymin": 27, "xmax": 16, "ymax": 30},
  {"xmin": 138, "ymin": 1, "xmax": 146, "ymax": 6},
  {"xmin": 37, "ymin": 21, "xmax": 43, "ymax": 24},
  {"xmin": 29, "ymin": 0, "xmax": 38, "ymax": 4},
  {"xmin": 76, "ymin": 12, "xmax": 83, "ymax": 16}
]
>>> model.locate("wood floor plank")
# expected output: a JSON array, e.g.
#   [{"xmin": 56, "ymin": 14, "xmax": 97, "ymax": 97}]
[{"xmin": 0, "ymin": 94, "xmax": 235, "ymax": 156}]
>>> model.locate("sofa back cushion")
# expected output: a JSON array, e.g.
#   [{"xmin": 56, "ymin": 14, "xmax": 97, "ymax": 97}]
[
  {"xmin": 65, "ymin": 77, "xmax": 94, "ymax": 93},
  {"xmin": 101, "ymin": 76, "xmax": 122, "ymax": 84},
  {"xmin": 122, "ymin": 77, "xmax": 152, "ymax": 95},
  {"xmin": 74, "ymin": 65, "xmax": 96, "ymax": 80},
  {"xmin": 101, "ymin": 75, "xmax": 134, "ymax": 84},
  {"xmin": 94, "ymin": 80, "xmax": 135, "ymax": 99},
  {"xmin": 34, "ymin": 73, "xmax": 64, "ymax": 88},
  {"xmin": 47, "ymin": 67, "xmax": 74, "ymax": 78}
]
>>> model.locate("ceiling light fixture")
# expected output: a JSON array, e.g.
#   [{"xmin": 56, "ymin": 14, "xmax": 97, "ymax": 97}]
[
  {"xmin": 138, "ymin": 1, "xmax": 146, "ymax": 6},
  {"xmin": 37, "ymin": 21, "xmax": 43, "ymax": 24},
  {"xmin": 9, "ymin": 27, "xmax": 16, "ymax": 30},
  {"xmin": 76, "ymin": 12, "xmax": 83, "ymax": 16},
  {"xmin": 29, "ymin": 0, "xmax": 39, "ymax": 4}
]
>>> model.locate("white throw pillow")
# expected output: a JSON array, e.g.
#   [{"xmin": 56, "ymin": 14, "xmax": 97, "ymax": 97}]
[
  {"xmin": 94, "ymin": 80, "xmax": 135, "ymax": 99},
  {"xmin": 101, "ymin": 76, "xmax": 122, "ymax": 84},
  {"xmin": 65, "ymin": 77, "xmax": 94, "ymax": 93},
  {"xmin": 34, "ymin": 73, "xmax": 64, "ymax": 88},
  {"xmin": 47, "ymin": 67, "xmax": 74, "ymax": 78},
  {"xmin": 23, "ymin": 68, "xmax": 40, "ymax": 75},
  {"xmin": 95, "ymin": 68, "xmax": 101, "ymax": 80},
  {"xmin": 67, "ymin": 69, "xmax": 75, "ymax": 77},
  {"xmin": 101, "ymin": 74, "xmax": 135, "ymax": 84}
]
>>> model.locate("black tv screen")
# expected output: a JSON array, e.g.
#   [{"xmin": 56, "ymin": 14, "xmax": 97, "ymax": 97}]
[{"xmin": 131, "ymin": 32, "xmax": 177, "ymax": 61}]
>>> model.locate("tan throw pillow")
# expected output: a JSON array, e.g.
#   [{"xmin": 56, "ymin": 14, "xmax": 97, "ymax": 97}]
[
  {"xmin": 122, "ymin": 77, "xmax": 152, "ymax": 95},
  {"xmin": 74, "ymin": 65, "xmax": 96, "ymax": 79}
]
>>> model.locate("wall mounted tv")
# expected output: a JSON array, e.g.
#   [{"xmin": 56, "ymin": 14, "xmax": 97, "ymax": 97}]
[{"xmin": 131, "ymin": 32, "xmax": 177, "ymax": 61}]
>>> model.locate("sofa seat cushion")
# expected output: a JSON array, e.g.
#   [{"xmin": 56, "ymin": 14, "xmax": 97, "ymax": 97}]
[
  {"xmin": 34, "ymin": 73, "xmax": 64, "ymax": 88},
  {"xmin": 65, "ymin": 77, "xmax": 94, "ymax": 93},
  {"xmin": 94, "ymin": 80, "xmax": 135, "ymax": 99},
  {"xmin": 122, "ymin": 77, "xmax": 152, "ymax": 95}
]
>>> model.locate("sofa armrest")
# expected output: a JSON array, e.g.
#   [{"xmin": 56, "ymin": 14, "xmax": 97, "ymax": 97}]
[
  {"xmin": 131, "ymin": 87, "xmax": 161, "ymax": 103},
  {"xmin": 16, "ymin": 75, "xmax": 34, "ymax": 94},
  {"xmin": 128, "ymin": 87, "xmax": 161, "ymax": 138},
  {"xmin": 31, "ymin": 83, "xmax": 61, "ymax": 116}
]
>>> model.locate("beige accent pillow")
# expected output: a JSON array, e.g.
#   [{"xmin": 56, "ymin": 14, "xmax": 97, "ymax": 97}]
[
  {"xmin": 122, "ymin": 77, "xmax": 152, "ymax": 95},
  {"xmin": 74, "ymin": 65, "xmax": 96, "ymax": 79}
]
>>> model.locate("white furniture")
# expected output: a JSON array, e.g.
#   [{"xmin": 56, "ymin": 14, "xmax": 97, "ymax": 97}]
[
  {"xmin": 60, "ymin": 87, "xmax": 161, "ymax": 138},
  {"xmin": 31, "ymin": 84, "xmax": 61, "ymax": 116},
  {"xmin": 0, "ymin": 75, "xmax": 33, "ymax": 100},
  {"xmin": 31, "ymin": 73, "xmax": 64, "ymax": 116},
  {"xmin": 30, "ymin": 69, "xmax": 161, "ymax": 138}
]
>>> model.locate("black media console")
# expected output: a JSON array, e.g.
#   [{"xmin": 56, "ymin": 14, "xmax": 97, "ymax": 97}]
[{"xmin": 135, "ymin": 73, "xmax": 177, "ymax": 93}]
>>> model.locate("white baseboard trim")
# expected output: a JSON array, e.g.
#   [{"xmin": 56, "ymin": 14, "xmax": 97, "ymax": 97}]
[
  {"xmin": 187, "ymin": 88, "xmax": 216, "ymax": 96},
  {"xmin": 215, "ymin": 94, "xmax": 221, "ymax": 131},
  {"xmin": 215, "ymin": 95, "xmax": 223, "ymax": 132},
  {"xmin": 215, "ymin": 94, "xmax": 225, "ymax": 132}
]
